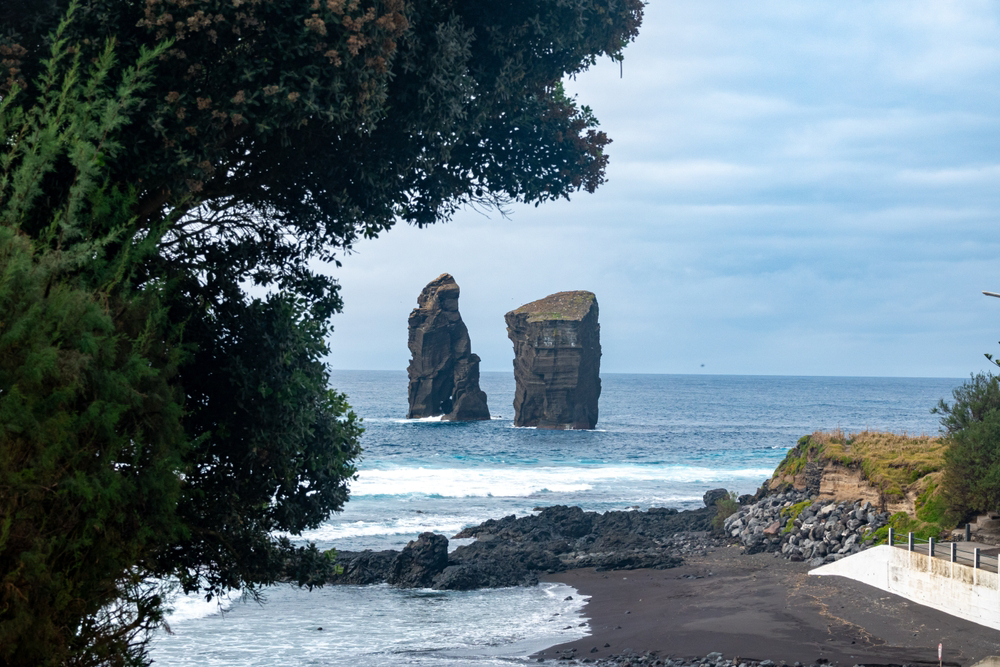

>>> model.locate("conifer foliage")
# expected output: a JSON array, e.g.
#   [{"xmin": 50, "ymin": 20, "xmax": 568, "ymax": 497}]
[
  {"xmin": 934, "ymin": 372, "xmax": 1000, "ymax": 519},
  {"xmin": 0, "ymin": 12, "xmax": 183, "ymax": 664}
]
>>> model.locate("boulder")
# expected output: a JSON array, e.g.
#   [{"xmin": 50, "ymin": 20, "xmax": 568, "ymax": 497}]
[
  {"xmin": 406, "ymin": 274, "xmax": 490, "ymax": 420},
  {"xmin": 387, "ymin": 532, "xmax": 450, "ymax": 588},
  {"xmin": 328, "ymin": 549, "xmax": 397, "ymax": 585},
  {"xmin": 703, "ymin": 488, "xmax": 730, "ymax": 507},
  {"xmin": 505, "ymin": 291, "xmax": 601, "ymax": 429}
]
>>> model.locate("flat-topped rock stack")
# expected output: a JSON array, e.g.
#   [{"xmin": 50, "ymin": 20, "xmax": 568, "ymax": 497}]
[
  {"xmin": 505, "ymin": 291, "xmax": 601, "ymax": 429},
  {"xmin": 406, "ymin": 274, "xmax": 490, "ymax": 421}
]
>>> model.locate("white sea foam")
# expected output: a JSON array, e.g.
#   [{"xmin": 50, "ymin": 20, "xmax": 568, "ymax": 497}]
[
  {"xmin": 151, "ymin": 582, "xmax": 589, "ymax": 666},
  {"xmin": 349, "ymin": 464, "xmax": 775, "ymax": 499},
  {"xmin": 163, "ymin": 588, "xmax": 234, "ymax": 624},
  {"xmin": 388, "ymin": 414, "xmax": 450, "ymax": 423},
  {"xmin": 295, "ymin": 513, "xmax": 488, "ymax": 542}
]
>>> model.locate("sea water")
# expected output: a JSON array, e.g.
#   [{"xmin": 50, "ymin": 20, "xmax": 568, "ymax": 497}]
[{"xmin": 150, "ymin": 372, "xmax": 960, "ymax": 666}]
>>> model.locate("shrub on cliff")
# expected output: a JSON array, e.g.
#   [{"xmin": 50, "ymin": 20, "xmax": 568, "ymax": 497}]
[
  {"xmin": 711, "ymin": 492, "xmax": 739, "ymax": 533},
  {"xmin": 934, "ymin": 372, "xmax": 1000, "ymax": 519}
]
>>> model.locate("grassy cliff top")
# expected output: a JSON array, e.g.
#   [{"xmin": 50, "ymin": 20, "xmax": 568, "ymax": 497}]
[
  {"xmin": 508, "ymin": 291, "xmax": 596, "ymax": 323},
  {"xmin": 775, "ymin": 429, "xmax": 947, "ymax": 499},
  {"xmin": 773, "ymin": 429, "xmax": 954, "ymax": 538}
]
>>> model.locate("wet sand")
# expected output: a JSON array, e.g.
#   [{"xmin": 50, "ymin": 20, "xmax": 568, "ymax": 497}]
[{"xmin": 538, "ymin": 545, "xmax": 1000, "ymax": 666}]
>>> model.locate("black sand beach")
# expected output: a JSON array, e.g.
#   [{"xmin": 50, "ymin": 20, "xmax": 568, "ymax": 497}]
[{"xmin": 538, "ymin": 545, "xmax": 1000, "ymax": 666}]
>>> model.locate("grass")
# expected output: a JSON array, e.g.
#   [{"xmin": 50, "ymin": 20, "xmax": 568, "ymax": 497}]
[
  {"xmin": 511, "ymin": 291, "xmax": 596, "ymax": 322},
  {"xmin": 776, "ymin": 430, "xmax": 946, "ymax": 501},
  {"xmin": 774, "ymin": 429, "xmax": 956, "ymax": 538},
  {"xmin": 774, "ymin": 433, "xmax": 833, "ymax": 478},
  {"xmin": 780, "ymin": 499, "xmax": 813, "ymax": 534},
  {"xmin": 872, "ymin": 511, "xmax": 949, "ymax": 544}
]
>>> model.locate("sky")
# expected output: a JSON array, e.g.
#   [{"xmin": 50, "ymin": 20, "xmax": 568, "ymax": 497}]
[{"xmin": 323, "ymin": 0, "xmax": 1000, "ymax": 378}]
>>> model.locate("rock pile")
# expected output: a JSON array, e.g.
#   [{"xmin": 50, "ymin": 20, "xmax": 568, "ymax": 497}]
[
  {"xmin": 406, "ymin": 273, "xmax": 490, "ymax": 421},
  {"xmin": 505, "ymin": 291, "xmax": 601, "ymax": 429},
  {"xmin": 723, "ymin": 490, "xmax": 890, "ymax": 565}
]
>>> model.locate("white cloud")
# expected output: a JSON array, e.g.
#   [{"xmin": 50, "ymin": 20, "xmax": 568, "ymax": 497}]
[{"xmin": 325, "ymin": 0, "xmax": 1000, "ymax": 379}]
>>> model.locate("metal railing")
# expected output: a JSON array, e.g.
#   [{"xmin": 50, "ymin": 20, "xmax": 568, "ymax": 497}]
[{"xmin": 886, "ymin": 527, "xmax": 999, "ymax": 574}]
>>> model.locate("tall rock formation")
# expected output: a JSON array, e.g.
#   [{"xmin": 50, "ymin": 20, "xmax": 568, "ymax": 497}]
[
  {"xmin": 406, "ymin": 274, "xmax": 490, "ymax": 420},
  {"xmin": 505, "ymin": 291, "xmax": 601, "ymax": 429}
]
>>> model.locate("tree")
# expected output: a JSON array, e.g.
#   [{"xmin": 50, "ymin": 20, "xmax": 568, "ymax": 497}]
[
  {"xmin": 1, "ymin": 0, "xmax": 643, "ymax": 661},
  {"xmin": 0, "ymin": 19, "xmax": 185, "ymax": 664},
  {"xmin": 933, "ymin": 372, "xmax": 1000, "ymax": 519},
  {"xmin": 4, "ymin": 0, "xmax": 643, "ymax": 317}
]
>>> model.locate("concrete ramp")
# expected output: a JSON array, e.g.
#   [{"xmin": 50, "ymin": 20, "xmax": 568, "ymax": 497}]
[
  {"xmin": 811, "ymin": 545, "xmax": 1000, "ymax": 631},
  {"xmin": 970, "ymin": 657, "xmax": 1000, "ymax": 667}
]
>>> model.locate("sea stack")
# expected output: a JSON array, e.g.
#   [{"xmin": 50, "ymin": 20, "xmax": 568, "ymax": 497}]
[
  {"xmin": 406, "ymin": 274, "xmax": 490, "ymax": 420},
  {"xmin": 505, "ymin": 291, "xmax": 601, "ymax": 429}
]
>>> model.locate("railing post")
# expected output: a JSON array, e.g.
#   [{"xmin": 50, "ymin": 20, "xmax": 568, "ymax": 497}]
[
  {"xmin": 975, "ymin": 547, "xmax": 981, "ymax": 569},
  {"xmin": 888, "ymin": 527, "xmax": 894, "ymax": 546},
  {"xmin": 951, "ymin": 542, "xmax": 957, "ymax": 563},
  {"xmin": 908, "ymin": 532, "xmax": 914, "ymax": 551},
  {"xmin": 965, "ymin": 523, "xmax": 972, "ymax": 541},
  {"xmin": 929, "ymin": 537, "xmax": 936, "ymax": 557}
]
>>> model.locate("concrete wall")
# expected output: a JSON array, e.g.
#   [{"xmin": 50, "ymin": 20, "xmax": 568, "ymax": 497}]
[{"xmin": 811, "ymin": 546, "xmax": 1000, "ymax": 631}]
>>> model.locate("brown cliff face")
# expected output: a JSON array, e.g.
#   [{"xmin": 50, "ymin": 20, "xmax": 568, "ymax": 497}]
[
  {"xmin": 406, "ymin": 274, "xmax": 490, "ymax": 421},
  {"xmin": 505, "ymin": 291, "xmax": 601, "ymax": 430}
]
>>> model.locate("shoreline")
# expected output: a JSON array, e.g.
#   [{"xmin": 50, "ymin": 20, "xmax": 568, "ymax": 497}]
[{"xmin": 534, "ymin": 545, "xmax": 1000, "ymax": 666}]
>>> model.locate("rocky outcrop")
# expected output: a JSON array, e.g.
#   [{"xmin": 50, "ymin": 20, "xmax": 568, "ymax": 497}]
[
  {"xmin": 767, "ymin": 431, "xmax": 946, "ymax": 515},
  {"xmin": 406, "ymin": 274, "xmax": 489, "ymax": 420},
  {"xmin": 329, "ymin": 504, "xmax": 723, "ymax": 590},
  {"xmin": 505, "ymin": 291, "xmax": 601, "ymax": 429},
  {"xmin": 387, "ymin": 532, "xmax": 449, "ymax": 588},
  {"xmin": 770, "ymin": 461, "xmax": 917, "ymax": 515},
  {"xmin": 329, "ymin": 549, "xmax": 396, "ymax": 585}
]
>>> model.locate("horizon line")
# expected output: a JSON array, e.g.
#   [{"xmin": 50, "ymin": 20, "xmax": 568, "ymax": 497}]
[{"xmin": 327, "ymin": 368, "xmax": 967, "ymax": 381}]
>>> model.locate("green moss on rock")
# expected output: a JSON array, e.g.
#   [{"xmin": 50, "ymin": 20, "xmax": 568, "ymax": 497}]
[{"xmin": 510, "ymin": 291, "xmax": 596, "ymax": 323}]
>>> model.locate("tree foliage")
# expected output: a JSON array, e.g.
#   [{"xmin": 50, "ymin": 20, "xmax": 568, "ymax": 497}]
[
  {"xmin": 164, "ymin": 289, "xmax": 362, "ymax": 597},
  {"xmin": 934, "ymin": 372, "xmax": 1000, "ymax": 519},
  {"xmin": 4, "ymin": 0, "xmax": 643, "ymax": 317},
  {"xmin": 0, "ymin": 17, "xmax": 183, "ymax": 664},
  {"xmin": 1, "ymin": 0, "xmax": 643, "ymax": 662}
]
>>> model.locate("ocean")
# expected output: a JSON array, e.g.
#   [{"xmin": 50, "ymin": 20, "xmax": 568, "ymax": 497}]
[{"xmin": 150, "ymin": 371, "xmax": 961, "ymax": 666}]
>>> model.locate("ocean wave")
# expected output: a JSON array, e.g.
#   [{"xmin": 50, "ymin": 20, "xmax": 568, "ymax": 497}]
[
  {"xmin": 163, "ymin": 588, "xmax": 234, "ymax": 624},
  {"xmin": 393, "ymin": 415, "xmax": 447, "ymax": 423},
  {"xmin": 349, "ymin": 464, "xmax": 774, "ymax": 499},
  {"xmin": 151, "ymin": 582, "xmax": 589, "ymax": 666},
  {"xmin": 295, "ymin": 514, "xmax": 489, "ymax": 542}
]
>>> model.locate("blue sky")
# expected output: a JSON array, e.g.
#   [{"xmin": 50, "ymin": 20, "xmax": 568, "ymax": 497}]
[{"xmin": 324, "ymin": 0, "xmax": 1000, "ymax": 378}]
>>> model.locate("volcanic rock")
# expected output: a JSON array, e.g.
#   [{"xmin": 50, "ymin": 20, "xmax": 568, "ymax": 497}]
[
  {"xmin": 505, "ymin": 291, "xmax": 601, "ymax": 429},
  {"xmin": 327, "ymin": 503, "xmax": 724, "ymax": 591},
  {"xmin": 722, "ymin": 489, "xmax": 890, "ymax": 559},
  {"xmin": 406, "ymin": 274, "xmax": 489, "ymax": 420},
  {"xmin": 327, "ymin": 549, "xmax": 397, "ymax": 585},
  {"xmin": 387, "ymin": 532, "xmax": 449, "ymax": 588},
  {"xmin": 703, "ymin": 488, "xmax": 729, "ymax": 508}
]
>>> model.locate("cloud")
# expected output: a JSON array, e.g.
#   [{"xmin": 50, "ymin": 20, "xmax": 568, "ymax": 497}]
[{"xmin": 324, "ymin": 0, "xmax": 1000, "ymax": 380}]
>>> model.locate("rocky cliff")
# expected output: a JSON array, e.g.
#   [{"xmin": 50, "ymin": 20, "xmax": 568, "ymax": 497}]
[
  {"xmin": 406, "ymin": 274, "xmax": 490, "ymax": 420},
  {"xmin": 505, "ymin": 291, "xmax": 601, "ymax": 429}
]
